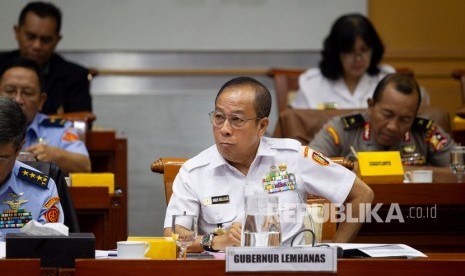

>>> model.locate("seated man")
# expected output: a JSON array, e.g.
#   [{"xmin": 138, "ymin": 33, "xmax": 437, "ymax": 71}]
[
  {"xmin": 310, "ymin": 73, "xmax": 455, "ymax": 166},
  {"xmin": 0, "ymin": 58, "xmax": 91, "ymax": 173},
  {"xmin": 0, "ymin": 1, "xmax": 92, "ymax": 114},
  {"xmin": 0, "ymin": 96, "xmax": 64, "ymax": 239},
  {"xmin": 163, "ymin": 77, "xmax": 374, "ymax": 251}
]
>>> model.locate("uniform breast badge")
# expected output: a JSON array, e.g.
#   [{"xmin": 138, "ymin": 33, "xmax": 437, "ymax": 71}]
[
  {"xmin": 262, "ymin": 162, "xmax": 295, "ymax": 194},
  {"xmin": 1, "ymin": 193, "xmax": 32, "ymax": 229}
]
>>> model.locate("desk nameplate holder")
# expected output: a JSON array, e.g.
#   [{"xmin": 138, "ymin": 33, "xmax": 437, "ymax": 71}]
[{"xmin": 225, "ymin": 246, "xmax": 337, "ymax": 272}]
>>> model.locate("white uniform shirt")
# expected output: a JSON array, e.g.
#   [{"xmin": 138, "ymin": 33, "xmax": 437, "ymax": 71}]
[
  {"xmin": 291, "ymin": 65, "xmax": 395, "ymax": 109},
  {"xmin": 164, "ymin": 137, "xmax": 355, "ymax": 245}
]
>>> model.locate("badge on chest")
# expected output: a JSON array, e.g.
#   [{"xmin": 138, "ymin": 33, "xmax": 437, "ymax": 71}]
[{"xmin": 262, "ymin": 162, "xmax": 295, "ymax": 194}]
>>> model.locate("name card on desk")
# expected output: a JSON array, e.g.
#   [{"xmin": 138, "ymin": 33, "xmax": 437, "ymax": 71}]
[
  {"xmin": 358, "ymin": 151, "xmax": 404, "ymax": 183},
  {"xmin": 225, "ymin": 247, "xmax": 337, "ymax": 272},
  {"xmin": 70, "ymin": 173, "xmax": 115, "ymax": 193}
]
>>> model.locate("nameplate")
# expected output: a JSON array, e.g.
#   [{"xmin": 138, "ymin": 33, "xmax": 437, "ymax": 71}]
[
  {"xmin": 225, "ymin": 246, "xmax": 337, "ymax": 272},
  {"xmin": 358, "ymin": 151, "xmax": 404, "ymax": 183}
]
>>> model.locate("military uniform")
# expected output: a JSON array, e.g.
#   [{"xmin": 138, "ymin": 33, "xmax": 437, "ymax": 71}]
[
  {"xmin": 23, "ymin": 113, "xmax": 89, "ymax": 157},
  {"xmin": 164, "ymin": 137, "xmax": 355, "ymax": 246},
  {"xmin": 291, "ymin": 65, "xmax": 395, "ymax": 109},
  {"xmin": 0, "ymin": 161, "xmax": 64, "ymax": 240},
  {"xmin": 310, "ymin": 113, "xmax": 455, "ymax": 167}
]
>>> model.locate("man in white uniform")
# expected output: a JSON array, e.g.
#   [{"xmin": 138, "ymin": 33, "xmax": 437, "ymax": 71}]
[{"xmin": 163, "ymin": 77, "xmax": 374, "ymax": 252}]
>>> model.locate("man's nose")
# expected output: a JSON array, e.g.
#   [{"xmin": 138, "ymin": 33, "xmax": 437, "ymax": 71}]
[
  {"xmin": 13, "ymin": 91, "xmax": 24, "ymax": 105},
  {"xmin": 220, "ymin": 119, "xmax": 233, "ymax": 136},
  {"xmin": 31, "ymin": 38, "xmax": 42, "ymax": 49},
  {"xmin": 386, "ymin": 119, "xmax": 400, "ymax": 132}
]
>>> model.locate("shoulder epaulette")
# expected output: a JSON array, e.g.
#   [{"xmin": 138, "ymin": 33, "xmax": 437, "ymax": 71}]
[
  {"xmin": 40, "ymin": 118, "xmax": 66, "ymax": 127},
  {"xmin": 412, "ymin": 117, "xmax": 433, "ymax": 131},
  {"xmin": 341, "ymin": 114, "xmax": 365, "ymax": 130},
  {"xmin": 17, "ymin": 167, "xmax": 49, "ymax": 189}
]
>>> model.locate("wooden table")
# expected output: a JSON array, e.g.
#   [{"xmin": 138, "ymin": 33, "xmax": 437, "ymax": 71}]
[
  {"xmin": 55, "ymin": 253, "xmax": 465, "ymax": 276},
  {"xmin": 355, "ymin": 183, "xmax": 465, "ymax": 252}
]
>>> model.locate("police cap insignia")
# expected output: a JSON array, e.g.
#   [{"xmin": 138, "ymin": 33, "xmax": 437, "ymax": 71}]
[
  {"xmin": 18, "ymin": 167, "xmax": 49, "ymax": 189},
  {"xmin": 412, "ymin": 117, "xmax": 433, "ymax": 131},
  {"xmin": 341, "ymin": 114, "xmax": 365, "ymax": 130},
  {"xmin": 40, "ymin": 118, "xmax": 66, "ymax": 127}
]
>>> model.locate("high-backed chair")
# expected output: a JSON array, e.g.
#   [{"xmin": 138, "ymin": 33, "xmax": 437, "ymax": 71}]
[
  {"xmin": 151, "ymin": 156, "xmax": 354, "ymax": 242},
  {"xmin": 267, "ymin": 67, "xmax": 416, "ymax": 113},
  {"xmin": 23, "ymin": 161, "xmax": 80, "ymax": 233},
  {"xmin": 452, "ymin": 69, "xmax": 465, "ymax": 105},
  {"xmin": 273, "ymin": 106, "xmax": 451, "ymax": 145}
]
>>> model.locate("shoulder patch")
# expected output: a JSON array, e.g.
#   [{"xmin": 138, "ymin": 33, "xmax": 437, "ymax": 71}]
[
  {"xmin": 426, "ymin": 125, "xmax": 448, "ymax": 151},
  {"xmin": 44, "ymin": 196, "xmax": 60, "ymax": 209},
  {"xmin": 341, "ymin": 114, "xmax": 365, "ymax": 130},
  {"xmin": 62, "ymin": 129, "xmax": 79, "ymax": 142},
  {"xmin": 326, "ymin": 126, "xmax": 340, "ymax": 146},
  {"xmin": 312, "ymin": 151, "xmax": 330, "ymax": 166},
  {"xmin": 412, "ymin": 117, "xmax": 433, "ymax": 131},
  {"xmin": 18, "ymin": 167, "xmax": 49, "ymax": 189},
  {"xmin": 40, "ymin": 118, "xmax": 67, "ymax": 127},
  {"xmin": 44, "ymin": 205, "xmax": 60, "ymax": 223}
]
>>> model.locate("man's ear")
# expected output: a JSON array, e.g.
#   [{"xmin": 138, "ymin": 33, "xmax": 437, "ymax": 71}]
[
  {"xmin": 367, "ymin": 98, "xmax": 374, "ymax": 108},
  {"xmin": 258, "ymin": 117, "xmax": 269, "ymax": 137},
  {"xmin": 14, "ymin": 25, "xmax": 20, "ymax": 41},
  {"xmin": 38, "ymin": 92, "xmax": 47, "ymax": 112}
]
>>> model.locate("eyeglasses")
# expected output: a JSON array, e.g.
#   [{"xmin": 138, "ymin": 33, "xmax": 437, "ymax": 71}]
[
  {"xmin": 341, "ymin": 48, "xmax": 372, "ymax": 61},
  {"xmin": 0, "ymin": 153, "xmax": 16, "ymax": 166},
  {"xmin": 209, "ymin": 111, "xmax": 261, "ymax": 129}
]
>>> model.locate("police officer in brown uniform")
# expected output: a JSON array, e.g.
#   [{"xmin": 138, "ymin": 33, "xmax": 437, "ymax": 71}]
[{"xmin": 310, "ymin": 73, "xmax": 455, "ymax": 167}]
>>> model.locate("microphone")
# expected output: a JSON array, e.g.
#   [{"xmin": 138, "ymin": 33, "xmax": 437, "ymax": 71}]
[{"xmin": 288, "ymin": 173, "xmax": 317, "ymax": 247}]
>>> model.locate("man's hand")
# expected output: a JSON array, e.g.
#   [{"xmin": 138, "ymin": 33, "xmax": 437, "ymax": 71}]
[
  {"xmin": 212, "ymin": 222, "xmax": 242, "ymax": 251},
  {"xmin": 25, "ymin": 143, "xmax": 58, "ymax": 162}
]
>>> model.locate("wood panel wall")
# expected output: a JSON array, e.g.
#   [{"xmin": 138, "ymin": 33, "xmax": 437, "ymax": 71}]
[{"xmin": 369, "ymin": 0, "xmax": 465, "ymax": 117}]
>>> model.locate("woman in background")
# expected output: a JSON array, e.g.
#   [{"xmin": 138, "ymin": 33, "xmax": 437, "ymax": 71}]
[{"xmin": 291, "ymin": 14, "xmax": 395, "ymax": 109}]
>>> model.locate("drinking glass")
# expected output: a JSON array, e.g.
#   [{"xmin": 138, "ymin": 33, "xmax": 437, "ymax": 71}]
[
  {"xmin": 242, "ymin": 195, "xmax": 281, "ymax": 247},
  {"xmin": 450, "ymin": 146, "xmax": 465, "ymax": 183},
  {"xmin": 172, "ymin": 214, "xmax": 197, "ymax": 260}
]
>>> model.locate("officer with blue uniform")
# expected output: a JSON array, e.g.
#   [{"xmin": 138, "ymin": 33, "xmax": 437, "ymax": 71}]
[
  {"xmin": 0, "ymin": 161, "xmax": 64, "ymax": 240},
  {"xmin": 23, "ymin": 113, "xmax": 88, "ymax": 156}
]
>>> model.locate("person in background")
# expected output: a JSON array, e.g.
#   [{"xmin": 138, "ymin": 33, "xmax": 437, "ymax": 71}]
[
  {"xmin": 310, "ymin": 73, "xmax": 454, "ymax": 167},
  {"xmin": 163, "ymin": 76, "xmax": 373, "ymax": 252},
  {"xmin": 0, "ymin": 1, "xmax": 92, "ymax": 115},
  {"xmin": 0, "ymin": 96, "xmax": 64, "ymax": 239},
  {"xmin": 291, "ymin": 13, "xmax": 397, "ymax": 110},
  {"xmin": 0, "ymin": 58, "xmax": 91, "ymax": 173}
]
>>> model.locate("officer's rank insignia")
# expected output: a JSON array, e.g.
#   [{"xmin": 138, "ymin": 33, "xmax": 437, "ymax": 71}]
[
  {"xmin": 326, "ymin": 127, "xmax": 340, "ymax": 146},
  {"xmin": 341, "ymin": 114, "xmax": 365, "ymax": 130},
  {"xmin": 18, "ymin": 167, "xmax": 49, "ymax": 189},
  {"xmin": 262, "ymin": 162, "xmax": 295, "ymax": 194},
  {"xmin": 1, "ymin": 193, "xmax": 32, "ymax": 229},
  {"xmin": 44, "ymin": 205, "xmax": 60, "ymax": 223},
  {"xmin": 413, "ymin": 117, "xmax": 433, "ymax": 131},
  {"xmin": 62, "ymin": 129, "xmax": 79, "ymax": 142},
  {"xmin": 41, "ymin": 118, "xmax": 66, "ymax": 127},
  {"xmin": 312, "ymin": 151, "xmax": 330, "ymax": 166},
  {"xmin": 426, "ymin": 125, "xmax": 448, "ymax": 151}
]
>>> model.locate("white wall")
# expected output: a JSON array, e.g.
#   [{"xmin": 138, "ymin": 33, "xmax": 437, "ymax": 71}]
[{"xmin": 0, "ymin": 0, "xmax": 366, "ymax": 51}]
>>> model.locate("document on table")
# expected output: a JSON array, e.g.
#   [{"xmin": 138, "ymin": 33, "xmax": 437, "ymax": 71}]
[{"xmin": 329, "ymin": 243, "xmax": 427, "ymax": 259}]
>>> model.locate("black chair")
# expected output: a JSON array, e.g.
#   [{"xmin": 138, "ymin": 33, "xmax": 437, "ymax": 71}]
[{"xmin": 23, "ymin": 161, "xmax": 80, "ymax": 232}]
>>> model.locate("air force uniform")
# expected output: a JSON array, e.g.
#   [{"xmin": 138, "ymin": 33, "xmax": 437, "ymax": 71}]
[
  {"xmin": 164, "ymin": 137, "xmax": 355, "ymax": 245},
  {"xmin": 291, "ymin": 65, "xmax": 395, "ymax": 109},
  {"xmin": 310, "ymin": 113, "xmax": 455, "ymax": 167},
  {"xmin": 0, "ymin": 161, "xmax": 64, "ymax": 240},
  {"xmin": 23, "ymin": 113, "xmax": 89, "ymax": 156}
]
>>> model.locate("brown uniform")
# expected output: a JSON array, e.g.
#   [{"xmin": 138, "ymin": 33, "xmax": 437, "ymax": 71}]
[{"xmin": 310, "ymin": 113, "xmax": 455, "ymax": 167}]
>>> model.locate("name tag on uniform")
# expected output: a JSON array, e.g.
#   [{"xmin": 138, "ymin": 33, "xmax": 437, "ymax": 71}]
[{"xmin": 203, "ymin": 195, "xmax": 230, "ymax": 205}]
